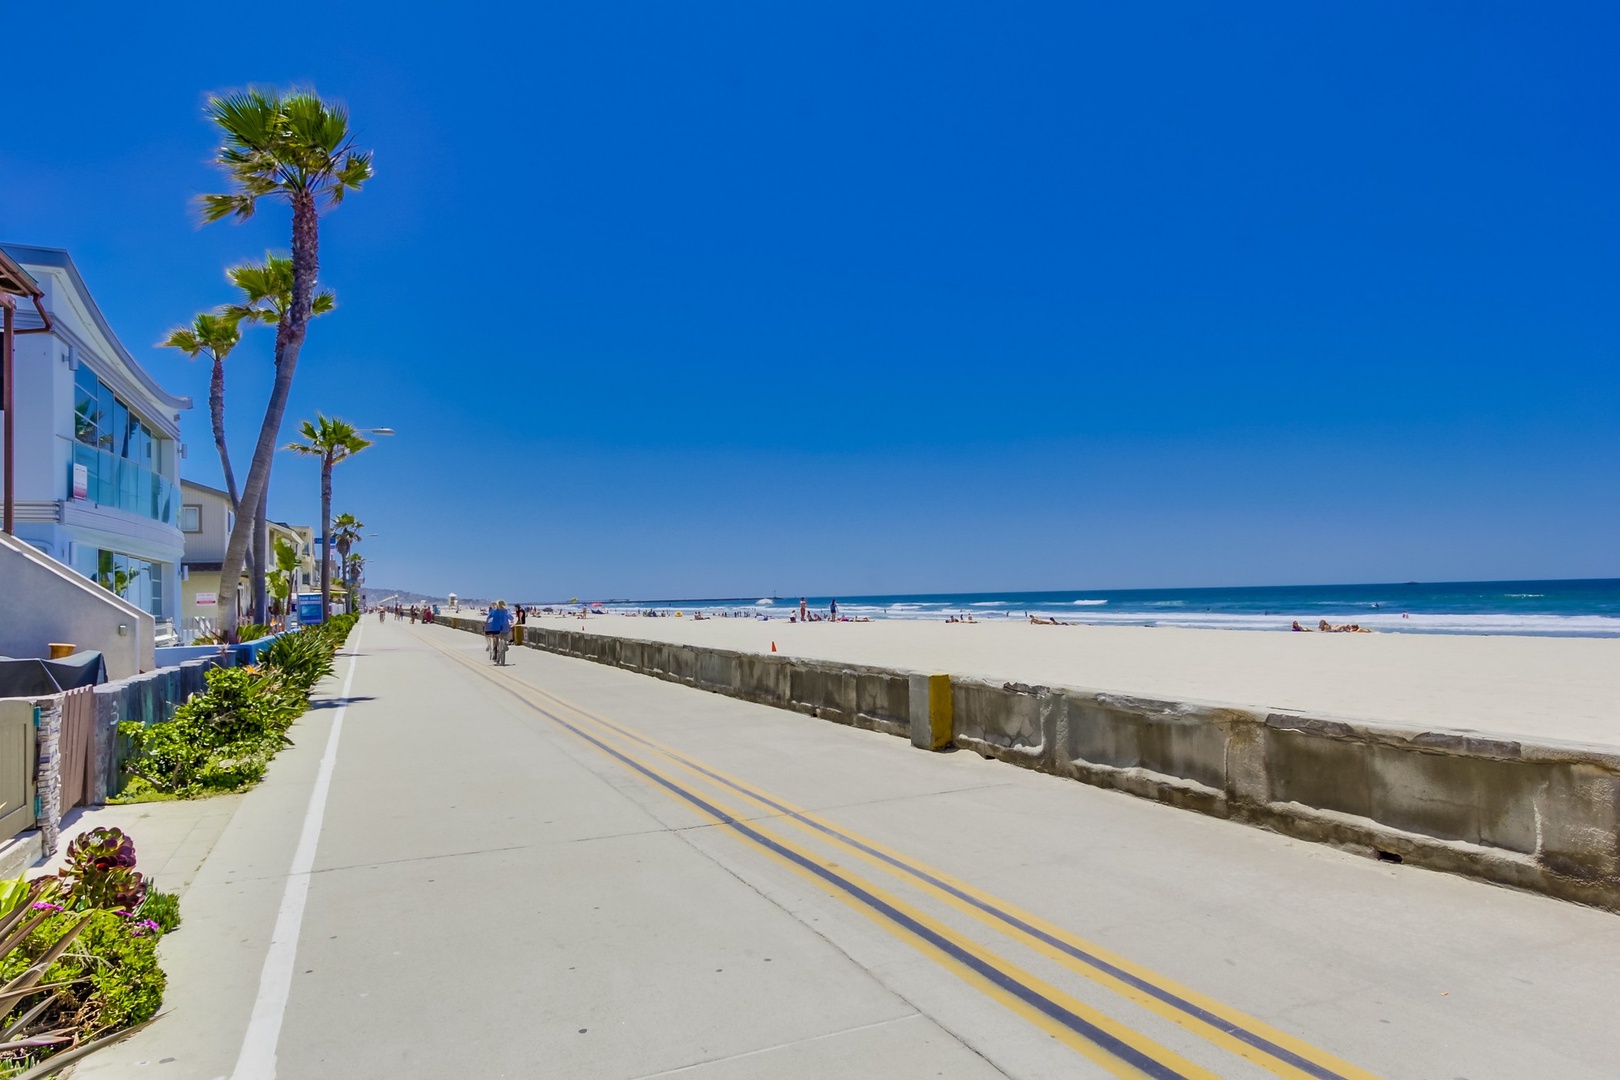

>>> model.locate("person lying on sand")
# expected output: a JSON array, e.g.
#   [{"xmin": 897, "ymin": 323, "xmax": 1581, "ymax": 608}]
[
  {"xmin": 1292, "ymin": 620, "xmax": 1311, "ymax": 631},
  {"xmin": 1317, "ymin": 619, "xmax": 1372, "ymax": 633},
  {"xmin": 1029, "ymin": 616, "xmax": 1067, "ymax": 626}
]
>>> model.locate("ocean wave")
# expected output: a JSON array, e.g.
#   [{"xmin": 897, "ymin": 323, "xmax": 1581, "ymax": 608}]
[
  {"xmin": 1504, "ymin": 594, "xmax": 1545, "ymax": 598},
  {"xmin": 754, "ymin": 598, "xmax": 774, "ymax": 606},
  {"xmin": 1072, "ymin": 599, "xmax": 1107, "ymax": 606},
  {"xmin": 969, "ymin": 601, "xmax": 1005, "ymax": 607}
]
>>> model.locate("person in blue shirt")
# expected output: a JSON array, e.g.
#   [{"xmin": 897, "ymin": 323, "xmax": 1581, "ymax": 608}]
[{"xmin": 485, "ymin": 600, "xmax": 514, "ymax": 661}]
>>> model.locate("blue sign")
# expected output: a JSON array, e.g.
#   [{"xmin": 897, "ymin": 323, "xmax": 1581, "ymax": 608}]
[{"xmin": 296, "ymin": 593, "xmax": 325, "ymax": 626}]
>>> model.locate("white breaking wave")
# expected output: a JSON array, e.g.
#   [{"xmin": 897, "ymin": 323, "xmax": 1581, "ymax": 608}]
[
  {"xmin": 1072, "ymin": 599, "xmax": 1107, "ymax": 605},
  {"xmin": 754, "ymin": 598, "xmax": 774, "ymax": 606}
]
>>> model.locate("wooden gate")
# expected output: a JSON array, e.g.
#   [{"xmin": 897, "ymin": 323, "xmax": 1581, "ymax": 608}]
[
  {"xmin": 57, "ymin": 687, "xmax": 97, "ymax": 812},
  {"xmin": 0, "ymin": 701, "xmax": 37, "ymax": 842}
]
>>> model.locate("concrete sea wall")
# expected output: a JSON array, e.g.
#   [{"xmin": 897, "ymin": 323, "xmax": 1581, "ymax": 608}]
[{"xmin": 439, "ymin": 616, "xmax": 1620, "ymax": 910}]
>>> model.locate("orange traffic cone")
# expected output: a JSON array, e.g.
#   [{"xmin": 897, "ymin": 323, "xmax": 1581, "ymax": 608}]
[{"xmin": 771, "ymin": 641, "xmax": 777, "ymax": 652}]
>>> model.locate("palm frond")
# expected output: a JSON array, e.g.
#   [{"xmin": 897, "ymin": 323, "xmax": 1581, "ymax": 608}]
[
  {"xmin": 197, "ymin": 192, "xmax": 258, "ymax": 223},
  {"xmin": 159, "ymin": 328, "xmax": 202, "ymax": 355},
  {"xmin": 199, "ymin": 85, "xmax": 374, "ymax": 222}
]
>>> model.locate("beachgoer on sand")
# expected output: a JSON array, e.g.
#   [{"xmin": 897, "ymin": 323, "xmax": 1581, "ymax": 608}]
[{"xmin": 799, "ymin": 597, "xmax": 807, "ymax": 621}]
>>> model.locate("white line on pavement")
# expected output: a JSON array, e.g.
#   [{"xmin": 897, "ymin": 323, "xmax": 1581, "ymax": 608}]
[{"xmin": 231, "ymin": 620, "xmax": 364, "ymax": 1080}]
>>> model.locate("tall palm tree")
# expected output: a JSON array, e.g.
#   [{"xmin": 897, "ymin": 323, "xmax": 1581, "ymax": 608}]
[
  {"xmin": 330, "ymin": 512, "xmax": 364, "ymax": 612},
  {"xmin": 223, "ymin": 252, "xmax": 337, "ymax": 625},
  {"xmin": 344, "ymin": 552, "xmax": 366, "ymax": 614},
  {"xmin": 285, "ymin": 416, "xmax": 372, "ymax": 620},
  {"xmin": 199, "ymin": 86, "xmax": 373, "ymax": 640},
  {"xmin": 158, "ymin": 312, "xmax": 243, "ymax": 508}
]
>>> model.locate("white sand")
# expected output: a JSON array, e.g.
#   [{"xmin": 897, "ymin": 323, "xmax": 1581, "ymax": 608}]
[{"xmin": 519, "ymin": 614, "xmax": 1620, "ymax": 750}]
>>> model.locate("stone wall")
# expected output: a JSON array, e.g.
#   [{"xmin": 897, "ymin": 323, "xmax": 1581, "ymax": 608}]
[{"xmin": 437, "ymin": 616, "xmax": 1620, "ymax": 910}]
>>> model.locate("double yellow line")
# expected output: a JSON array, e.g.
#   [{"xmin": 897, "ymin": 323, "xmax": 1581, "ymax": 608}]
[{"xmin": 421, "ymin": 629, "xmax": 1378, "ymax": 1080}]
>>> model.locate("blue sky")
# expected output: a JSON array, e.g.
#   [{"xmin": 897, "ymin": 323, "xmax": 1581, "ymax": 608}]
[{"xmin": 3, "ymin": 2, "xmax": 1616, "ymax": 599}]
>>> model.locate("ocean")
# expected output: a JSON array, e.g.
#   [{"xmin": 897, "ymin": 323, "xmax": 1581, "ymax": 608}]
[{"xmin": 584, "ymin": 579, "xmax": 1620, "ymax": 637}]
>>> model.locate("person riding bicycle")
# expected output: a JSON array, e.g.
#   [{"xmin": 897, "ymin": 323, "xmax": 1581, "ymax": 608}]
[{"xmin": 485, "ymin": 600, "xmax": 514, "ymax": 663}]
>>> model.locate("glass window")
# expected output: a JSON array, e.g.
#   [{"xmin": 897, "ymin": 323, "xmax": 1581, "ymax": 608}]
[
  {"xmin": 111, "ymin": 399, "xmax": 130, "ymax": 459},
  {"xmin": 94, "ymin": 383, "xmax": 113, "ymax": 450},
  {"xmin": 181, "ymin": 505, "xmax": 201, "ymax": 533},
  {"xmin": 74, "ymin": 367, "xmax": 99, "ymax": 446}
]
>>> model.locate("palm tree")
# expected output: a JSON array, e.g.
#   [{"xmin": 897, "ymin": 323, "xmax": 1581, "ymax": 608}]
[
  {"xmin": 225, "ymin": 254, "xmax": 336, "ymax": 327},
  {"xmin": 330, "ymin": 513, "xmax": 364, "ymax": 613},
  {"xmin": 344, "ymin": 552, "xmax": 366, "ymax": 613},
  {"xmin": 158, "ymin": 313, "xmax": 244, "ymax": 508},
  {"xmin": 285, "ymin": 416, "xmax": 372, "ymax": 620},
  {"xmin": 199, "ymin": 86, "xmax": 373, "ymax": 640},
  {"xmin": 268, "ymin": 535, "xmax": 302, "ymax": 628},
  {"xmin": 223, "ymin": 252, "xmax": 337, "ymax": 625}
]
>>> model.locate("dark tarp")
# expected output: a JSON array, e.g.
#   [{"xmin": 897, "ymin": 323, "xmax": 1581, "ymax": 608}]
[{"xmin": 0, "ymin": 652, "xmax": 107, "ymax": 697}]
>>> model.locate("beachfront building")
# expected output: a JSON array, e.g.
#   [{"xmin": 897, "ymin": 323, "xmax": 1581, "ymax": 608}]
[
  {"xmin": 179, "ymin": 479, "xmax": 316, "ymax": 639},
  {"xmin": 0, "ymin": 244, "xmax": 189, "ymax": 642}
]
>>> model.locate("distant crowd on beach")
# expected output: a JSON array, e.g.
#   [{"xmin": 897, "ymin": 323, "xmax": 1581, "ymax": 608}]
[{"xmin": 427, "ymin": 598, "xmax": 1392, "ymax": 633}]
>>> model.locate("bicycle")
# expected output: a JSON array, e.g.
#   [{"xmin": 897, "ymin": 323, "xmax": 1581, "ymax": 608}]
[{"xmin": 491, "ymin": 631, "xmax": 510, "ymax": 666}]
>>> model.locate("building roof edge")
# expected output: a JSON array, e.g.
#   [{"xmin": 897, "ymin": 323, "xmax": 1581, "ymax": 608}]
[{"xmin": 0, "ymin": 243, "xmax": 192, "ymax": 412}]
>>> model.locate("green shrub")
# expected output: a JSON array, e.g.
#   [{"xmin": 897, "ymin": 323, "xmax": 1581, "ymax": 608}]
[
  {"xmin": 264, "ymin": 630, "xmax": 336, "ymax": 691},
  {"xmin": 118, "ymin": 619, "xmax": 353, "ymax": 802},
  {"xmin": 0, "ymin": 908, "xmax": 165, "ymax": 1068},
  {"xmin": 120, "ymin": 665, "xmax": 303, "ymax": 798},
  {"xmin": 134, "ymin": 890, "xmax": 180, "ymax": 936}
]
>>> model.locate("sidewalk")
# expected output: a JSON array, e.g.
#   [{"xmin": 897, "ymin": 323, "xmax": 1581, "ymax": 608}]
[{"xmin": 43, "ymin": 796, "xmax": 244, "ymax": 894}]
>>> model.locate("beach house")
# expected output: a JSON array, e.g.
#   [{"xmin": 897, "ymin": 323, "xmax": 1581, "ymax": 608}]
[
  {"xmin": 179, "ymin": 478, "xmax": 316, "ymax": 639},
  {"xmin": 0, "ymin": 244, "xmax": 190, "ymax": 644}
]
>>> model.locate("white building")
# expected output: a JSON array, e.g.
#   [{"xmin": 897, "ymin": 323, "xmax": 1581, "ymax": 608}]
[{"xmin": 0, "ymin": 244, "xmax": 190, "ymax": 641}]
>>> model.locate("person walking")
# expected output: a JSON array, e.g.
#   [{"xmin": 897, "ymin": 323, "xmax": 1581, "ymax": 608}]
[
  {"xmin": 830, "ymin": 599, "xmax": 839, "ymax": 621},
  {"xmin": 799, "ymin": 597, "xmax": 807, "ymax": 622}
]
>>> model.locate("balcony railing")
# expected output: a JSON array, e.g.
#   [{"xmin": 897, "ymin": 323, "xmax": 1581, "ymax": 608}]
[{"xmin": 69, "ymin": 444, "xmax": 178, "ymax": 527}]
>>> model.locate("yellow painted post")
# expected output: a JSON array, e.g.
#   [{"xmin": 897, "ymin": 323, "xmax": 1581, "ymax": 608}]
[{"xmin": 927, "ymin": 674, "xmax": 953, "ymax": 749}]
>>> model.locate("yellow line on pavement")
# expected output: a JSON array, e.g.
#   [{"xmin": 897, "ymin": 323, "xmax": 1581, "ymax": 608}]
[
  {"xmin": 423, "ymin": 633, "xmax": 1217, "ymax": 1080},
  {"xmin": 466, "ymin": 644, "xmax": 1380, "ymax": 1080}
]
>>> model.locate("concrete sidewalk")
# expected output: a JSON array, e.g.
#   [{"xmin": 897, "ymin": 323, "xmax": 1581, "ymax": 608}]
[
  {"xmin": 75, "ymin": 618, "xmax": 1620, "ymax": 1078},
  {"xmin": 43, "ymin": 796, "xmax": 244, "ymax": 894}
]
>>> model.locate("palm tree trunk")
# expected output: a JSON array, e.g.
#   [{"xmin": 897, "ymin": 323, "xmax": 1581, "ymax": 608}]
[
  {"xmin": 210, "ymin": 358, "xmax": 239, "ymax": 509},
  {"xmin": 320, "ymin": 454, "xmax": 333, "ymax": 621},
  {"xmin": 335, "ymin": 539, "xmax": 351, "ymax": 615},
  {"xmin": 253, "ymin": 487, "xmax": 269, "ymax": 625},
  {"xmin": 215, "ymin": 191, "xmax": 320, "ymax": 641},
  {"xmin": 211, "ymin": 355, "xmax": 262, "ymax": 626}
]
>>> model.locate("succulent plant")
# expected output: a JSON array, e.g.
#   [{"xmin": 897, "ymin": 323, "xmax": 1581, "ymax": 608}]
[{"xmin": 58, "ymin": 829, "xmax": 146, "ymax": 912}]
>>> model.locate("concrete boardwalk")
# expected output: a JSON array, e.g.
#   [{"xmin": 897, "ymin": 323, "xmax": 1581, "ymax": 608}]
[{"xmin": 81, "ymin": 618, "xmax": 1620, "ymax": 1078}]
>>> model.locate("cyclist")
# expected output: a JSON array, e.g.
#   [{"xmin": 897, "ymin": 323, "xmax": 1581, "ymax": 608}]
[{"xmin": 484, "ymin": 600, "xmax": 514, "ymax": 665}]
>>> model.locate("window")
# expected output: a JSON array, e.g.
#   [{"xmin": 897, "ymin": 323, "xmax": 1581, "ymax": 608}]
[
  {"xmin": 181, "ymin": 505, "xmax": 202, "ymax": 533},
  {"xmin": 67, "ymin": 367, "xmax": 178, "ymax": 527}
]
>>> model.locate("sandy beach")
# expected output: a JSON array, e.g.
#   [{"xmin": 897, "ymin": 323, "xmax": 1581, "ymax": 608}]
[{"xmin": 511, "ymin": 614, "xmax": 1620, "ymax": 750}]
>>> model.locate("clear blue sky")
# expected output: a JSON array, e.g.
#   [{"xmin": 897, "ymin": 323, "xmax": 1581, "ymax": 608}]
[{"xmin": 4, "ymin": 2, "xmax": 1616, "ymax": 599}]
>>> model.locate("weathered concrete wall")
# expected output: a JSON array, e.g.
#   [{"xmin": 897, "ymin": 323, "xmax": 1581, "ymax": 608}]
[
  {"xmin": 0, "ymin": 530, "xmax": 153, "ymax": 679},
  {"xmin": 439, "ymin": 617, "xmax": 1620, "ymax": 910}
]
